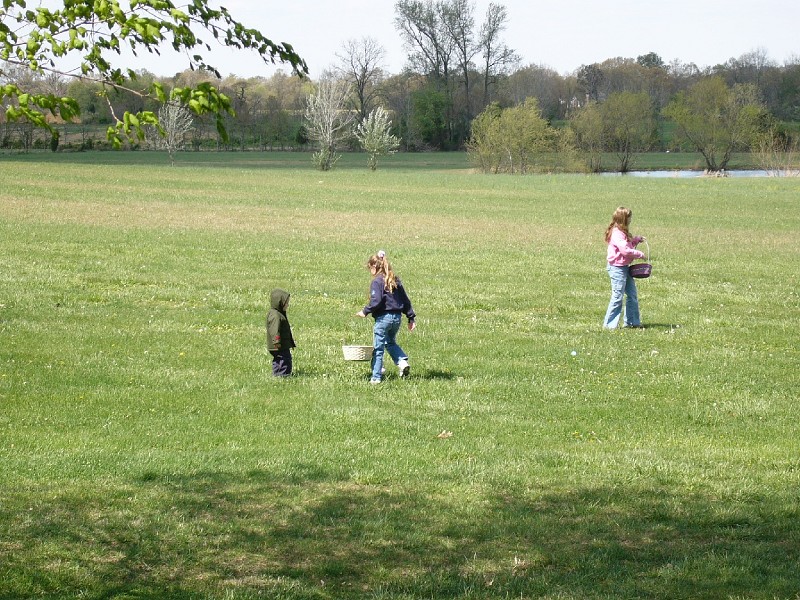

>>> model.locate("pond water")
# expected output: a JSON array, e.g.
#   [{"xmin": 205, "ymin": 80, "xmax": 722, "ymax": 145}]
[{"xmin": 602, "ymin": 169, "xmax": 781, "ymax": 178}]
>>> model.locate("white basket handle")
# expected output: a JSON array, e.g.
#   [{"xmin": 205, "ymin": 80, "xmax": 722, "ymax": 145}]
[{"xmin": 637, "ymin": 239, "xmax": 649, "ymax": 262}]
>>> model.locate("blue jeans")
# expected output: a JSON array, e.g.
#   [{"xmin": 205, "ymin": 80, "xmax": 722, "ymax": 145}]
[
  {"xmin": 603, "ymin": 265, "xmax": 640, "ymax": 328},
  {"xmin": 371, "ymin": 313, "xmax": 407, "ymax": 380}
]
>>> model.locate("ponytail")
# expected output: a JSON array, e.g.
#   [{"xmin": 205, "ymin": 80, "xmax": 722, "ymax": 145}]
[{"xmin": 367, "ymin": 250, "xmax": 398, "ymax": 292}]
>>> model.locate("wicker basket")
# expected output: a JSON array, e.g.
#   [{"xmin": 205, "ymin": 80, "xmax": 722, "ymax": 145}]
[
  {"xmin": 630, "ymin": 240, "xmax": 652, "ymax": 279},
  {"xmin": 342, "ymin": 345, "xmax": 373, "ymax": 361}
]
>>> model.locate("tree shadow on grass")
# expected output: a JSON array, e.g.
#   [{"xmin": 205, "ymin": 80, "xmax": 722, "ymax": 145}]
[{"xmin": 2, "ymin": 470, "xmax": 799, "ymax": 599}]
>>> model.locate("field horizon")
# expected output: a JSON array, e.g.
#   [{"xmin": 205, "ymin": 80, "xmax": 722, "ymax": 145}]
[
  {"xmin": 0, "ymin": 146, "xmax": 775, "ymax": 172},
  {"xmin": 1, "ymin": 152, "xmax": 798, "ymax": 599}
]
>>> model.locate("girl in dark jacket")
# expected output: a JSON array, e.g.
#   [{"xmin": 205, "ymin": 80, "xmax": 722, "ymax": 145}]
[{"xmin": 356, "ymin": 251, "xmax": 416, "ymax": 384}]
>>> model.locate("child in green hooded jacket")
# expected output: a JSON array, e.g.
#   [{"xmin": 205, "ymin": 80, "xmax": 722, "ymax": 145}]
[{"xmin": 266, "ymin": 288, "xmax": 295, "ymax": 376}]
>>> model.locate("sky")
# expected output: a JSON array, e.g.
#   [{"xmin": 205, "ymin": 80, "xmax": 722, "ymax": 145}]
[{"xmin": 61, "ymin": 0, "xmax": 800, "ymax": 78}]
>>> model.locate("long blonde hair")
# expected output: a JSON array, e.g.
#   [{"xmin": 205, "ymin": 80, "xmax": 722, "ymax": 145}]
[
  {"xmin": 367, "ymin": 251, "xmax": 398, "ymax": 292},
  {"xmin": 605, "ymin": 206, "xmax": 633, "ymax": 243}
]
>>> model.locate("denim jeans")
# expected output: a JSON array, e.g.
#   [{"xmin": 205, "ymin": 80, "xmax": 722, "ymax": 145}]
[
  {"xmin": 371, "ymin": 312, "xmax": 407, "ymax": 380},
  {"xmin": 603, "ymin": 265, "xmax": 640, "ymax": 328}
]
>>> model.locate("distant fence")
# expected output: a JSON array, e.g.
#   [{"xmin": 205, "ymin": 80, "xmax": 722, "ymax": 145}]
[{"xmin": 0, "ymin": 121, "xmax": 307, "ymax": 152}]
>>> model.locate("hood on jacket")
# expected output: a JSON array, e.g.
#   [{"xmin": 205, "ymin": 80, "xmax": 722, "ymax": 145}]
[{"xmin": 270, "ymin": 288, "xmax": 290, "ymax": 312}]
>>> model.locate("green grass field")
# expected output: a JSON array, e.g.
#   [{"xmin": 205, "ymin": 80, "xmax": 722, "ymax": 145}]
[{"xmin": 1, "ymin": 152, "xmax": 799, "ymax": 599}]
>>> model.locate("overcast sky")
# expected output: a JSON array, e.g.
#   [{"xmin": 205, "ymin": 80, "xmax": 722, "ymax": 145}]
[{"xmin": 104, "ymin": 0, "xmax": 800, "ymax": 78}]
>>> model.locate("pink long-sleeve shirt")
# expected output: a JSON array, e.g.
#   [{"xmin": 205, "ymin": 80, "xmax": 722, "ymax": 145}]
[{"xmin": 607, "ymin": 227, "xmax": 645, "ymax": 266}]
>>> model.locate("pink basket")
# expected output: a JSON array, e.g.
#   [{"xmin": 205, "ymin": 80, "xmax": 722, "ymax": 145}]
[
  {"xmin": 630, "ymin": 262, "xmax": 652, "ymax": 278},
  {"xmin": 629, "ymin": 240, "xmax": 652, "ymax": 279}
]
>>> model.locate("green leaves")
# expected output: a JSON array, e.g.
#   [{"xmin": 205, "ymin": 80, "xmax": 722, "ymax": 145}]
[
  {"xmin": 1, "ymin": 0, "xmax": 307, "ymax": 147},
  {"xmin": 663, "ymin": 77, "xmax": 767, "ymax": 171},
  {"xmin": 106, "ymin": 109, "xmax": 160, "ymax": 148},
  {"xmin": 467, "ymin": 98, "xmax": 566, "ymax": 174},
  {"xmin": 169, "ymin": 8, "xmax": 188, "ymax": 23},
  {"xmin": 1, "ymin": 83, "xmax": 81, "ymax": 131},
  {"xmin": 170, "ymin": 82, "xmax": 233, "ymax": 143}
]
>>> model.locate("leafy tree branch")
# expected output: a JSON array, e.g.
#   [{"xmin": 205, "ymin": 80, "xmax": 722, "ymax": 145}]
[{"xmin": 1, "ymin": 0, "xmax": 307, "ymax": 147}]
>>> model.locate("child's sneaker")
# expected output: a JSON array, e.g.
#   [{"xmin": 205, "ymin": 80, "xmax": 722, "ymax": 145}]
[
  {"xmin": 369, "ymin": 378, "xmax": 382, "ymax": 385},
  {"xmin": 398, "ymin": 359, "xmax": 410, "ymax": 378}
]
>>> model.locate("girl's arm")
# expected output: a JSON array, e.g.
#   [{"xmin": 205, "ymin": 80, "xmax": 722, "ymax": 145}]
[
  {"xmin": 396, "ymin": 283, "xmax": 417, "ymax": 330},
  {"xmin": 611, "ymin": 229, "xmax": 645, "ymax": 260}
]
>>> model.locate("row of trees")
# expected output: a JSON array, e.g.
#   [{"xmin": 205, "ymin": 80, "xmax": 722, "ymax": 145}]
[
  {"xmin": 2, "ymin": 0, "xmax": 799, "ymax": 165},
  {"xmin": 6, "ymin": 47, "xmax": 798, "ymax": 157},
  {"xmin": 468, "ymin": 77, "xmax": 788, "ymax": 174}
]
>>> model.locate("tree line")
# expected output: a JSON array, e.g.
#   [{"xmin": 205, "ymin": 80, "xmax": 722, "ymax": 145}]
[{"xmin": 2, "ymin": 0, "xmax": 799, "ymax": 167}]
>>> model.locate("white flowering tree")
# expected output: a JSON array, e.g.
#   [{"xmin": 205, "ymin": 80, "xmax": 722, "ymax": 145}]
[
  {"xmin": 304, "ymin": 75, "xmax": 355, "ymax": 171},
  {"xmin": 150, "ymin": 101, "xmax": 194, "ymax": 164},
  {"xmin": 354, "ymin": 107, "xmax": 400, "ymax": 171}
]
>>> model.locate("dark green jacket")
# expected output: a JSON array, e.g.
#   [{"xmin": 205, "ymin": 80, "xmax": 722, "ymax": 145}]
[{"xmin": 266, "ymin": 289, "xmax": 295, "ymax": 351}]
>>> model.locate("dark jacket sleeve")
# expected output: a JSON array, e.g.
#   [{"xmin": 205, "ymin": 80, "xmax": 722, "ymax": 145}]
[{"xmin": 396, "ymin": 282, "xmax": 416, "ymax": 322}]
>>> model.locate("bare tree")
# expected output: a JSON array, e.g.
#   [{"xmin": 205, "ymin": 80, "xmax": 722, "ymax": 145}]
[
  {"xmin": 304, "ymin": 74, "xmax": 356, "ymax": 171},
  {"xmin": 394, "ymin": 0, "xmax": 454, "ymax": 83},
  {"xmin": 336, "ymin": 37, "xmax": 387, "ymax": 123},
  {"xmin": 441, "ymin": 0, "xmax": 477, "ymax": 120},
  {"xmin": 394, "ymin": 0, "xmax": 463, "ymax": 147},
  {"xmin": 733, "ymin": 47, "xmax": 775, "ymax": 87},
  {"xmin": 477, "ymin": 3, "xmax": 519, "ymax": 106},
  {"xmin": 1, "ymin": 63, "xmax": 68, "ymax": 98}
]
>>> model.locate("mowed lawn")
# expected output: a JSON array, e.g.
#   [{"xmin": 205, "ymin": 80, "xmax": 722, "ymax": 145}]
[{"xmin": 1, "ymin": 151, "xmax": 799, "ymax": 599}]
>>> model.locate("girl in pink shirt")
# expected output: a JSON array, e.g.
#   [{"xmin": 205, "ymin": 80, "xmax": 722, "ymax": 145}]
[{"xmin": 603, "ymin": 206, "xmax": 646, "ymax": 329}]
